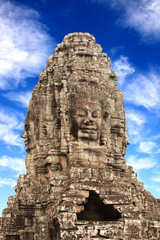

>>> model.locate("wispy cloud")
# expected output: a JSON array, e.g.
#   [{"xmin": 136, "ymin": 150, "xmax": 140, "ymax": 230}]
[
  {"xmin": 111, "ymin": 55, "xmax": 160, "ymax": 111},
  {"xmin": 91, "ymin": 0, "xmax": 160, "ymax": 42},
  {"xmin": 0, "ymin": 177, "xmax": 17, "ymax": 188},
  {"xmin": 0, "ymin": 0, "xmax": 55, "ymax": 90},
  {"xmin": 125, "ymin": 109, "xmax": 146, "ymax": 144},
  {"xmin": 126, "ymin": 109, "xmax": 146, "ymax": 126},
  {"xmin": 0, "ymin": 155, "xmax": 25, "ymax": 173},
  {"xmin": 138, "ymin": 141, "xmax": 157, "ymax": 154},
  {"xmin": 109, "ymin": 46, "xmax": 125, "ymax": 59},
  {"xmin": 3, "ymin": 91, "xmax": 32, "ymax": 108},
  {"xmin": 150, "ymin": 134, "xmax": 160, "ymax": 142},
  {"xmin": 152, "ymin": 176, "xmax": 160, "ymax": 183},
  {"xmin": 0, "ymin": 108, "xmax": 24, "ymax": 148},
  {"xmin": 127, "ymin": 155, "xmax": 157, "ymax": 171},
  {"xmin": 112, "ymin": 56, "xmax": 135, "ymax": 87},
  {"xmin": 121, "ymin": 0, "xmax": 160, "ymax": 42},
  {"xmin": 124, "ymin": 72, "xmax": 160, "ymax": 110}
]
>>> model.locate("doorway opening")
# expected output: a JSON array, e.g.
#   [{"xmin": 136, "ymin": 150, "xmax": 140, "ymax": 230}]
[{"xmin": 77, "ymin": 191, "xmax": 121, "ymax": 221}]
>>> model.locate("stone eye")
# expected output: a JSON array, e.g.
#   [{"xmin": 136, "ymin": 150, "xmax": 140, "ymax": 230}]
[
  {"xmin": 92, "ymin": 111, "xmax": 98, "ymax": 118},
  {"xmin": 25, "ymin": 122, "xmax": 30, "ymax": 131},
  {"xmin": 76, "ymin": 109, "xmax": 86, "ymax": 117}
]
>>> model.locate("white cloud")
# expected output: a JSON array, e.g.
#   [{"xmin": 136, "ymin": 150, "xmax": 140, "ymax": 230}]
[
  {"xmin": 126, "ymin": 123, "xmax": 142, "ymax": 144},
  {"xmin": 92, "ymin": 0, "xmax": 160, "ymax": 42},
  {"xmin": 0, "ymin": 155, "xmax": 25, "ymax": 173},
  {"xmin": 123, "ymin": 0, "xmax": 160, "ymax": 41},
  {"xmin": 124, "ymin": 72, "xmax": 160, "ymax": 110},
  {"xmin": 138, "ymin": 141, "xmax": 157, "ymax": 154},
  {"xmin": 0, "ymin": 177, "xmax": 17, "ymax": 188},
  {"xmin": 0, "ymin": 108, "xmax": 24, "ymax": 148},
  {"xmin": 0, "ymin": 108, "xmax": 24, "ymax": 129},
  {"xmin": 126, "ymin": 109, "xmax": 146, "ymax": 126},
  {"xmin": 3, "ymin": 91, "xmax": 32, "ymax": 108},
  {"xmin": 125, "ymin": 109, "xmax": 146, "ymax": 144},
  {"xmin": 109, "ymin": 46, "xmax": 125, "ymax": 58},
  {"xmin": 112, "ymin": 56, "xmax": 135, "ymax": 87},
  {"xmin": 111, "ymin": 56, "xmax": 160, "ymax": 111},
  {"xmin": 127, "ymin": 155, "xmax": 157, "ymax": 171},
  {"xmin": 0, "ymin": 1, "xmax": 55, "ymax": 90},
  {"xmin": 151, "ymin": 134, "xmax": 160, "ymax": 141},
  {"xmin": 152, "ymin": 176, "xmax": 160, "ymax": 183}
]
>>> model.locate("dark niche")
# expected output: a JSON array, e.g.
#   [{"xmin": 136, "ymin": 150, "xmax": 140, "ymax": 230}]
[
  {"xmin": 6, "ymin": 236, "xmax": 20, "ymax": 240},
  {"xmin": 49, "ymin": 218, "xmax": 60, "ymax": 240},
  {"xmin": 77, "ymin": 191, "xmax": 121, "ymax": 221}
]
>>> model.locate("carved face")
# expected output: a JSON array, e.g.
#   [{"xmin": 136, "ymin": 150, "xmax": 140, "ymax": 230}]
[
  {"xmin": 47, "ymin": 57, "xmax": 53, "ymax": 73},
  {"xmin": 21, "ymin": 121, "xmax": 36, "ymax": 153},
  {"xmin": 73, "ymin": 98, "xmax": 102, "ymax": 142}
]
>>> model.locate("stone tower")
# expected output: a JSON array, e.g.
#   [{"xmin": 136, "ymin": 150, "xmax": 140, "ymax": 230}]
[{"xmin": 0, "ymin": 33, "xmax": 160, "ymax": 240}]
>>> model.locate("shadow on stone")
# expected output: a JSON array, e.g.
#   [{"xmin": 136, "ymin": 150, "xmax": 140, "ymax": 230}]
[
  {"xmin": 49, "ymin": 218, "xmax": 60, "ymax": 240},
  {"xmin": 6, "ymin": 236, "xmax": 20, "ymax": 240},
  {"xmin": 77, "ymin": 191, "xmax": 121, "ymax": 221}
]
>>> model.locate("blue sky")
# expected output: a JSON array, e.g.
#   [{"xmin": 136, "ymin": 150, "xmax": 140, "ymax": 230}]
[{"xmin": 0, "ymin": 0, "xmax": 160, "ymax": 215}]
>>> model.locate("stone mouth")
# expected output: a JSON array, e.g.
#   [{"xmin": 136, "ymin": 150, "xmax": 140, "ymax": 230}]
[
  {"xmin": 80, "ymin": 128, "xmax": 97, "ymax": 134},
  {"xmin": 80, "ymin": 125, "xmax": 97, "ymax": 130},
  {"xmin": 80, "ymin": 126, "xmax": 96, "ymax": 129},
  {"xmin": 24, "ymin": 139, "xmax": 29, "ymax": 145}
]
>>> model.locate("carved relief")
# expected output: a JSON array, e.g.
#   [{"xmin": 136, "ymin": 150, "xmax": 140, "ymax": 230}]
[
  {"xmin": 71, "ymin": 98, "xmax": 102, "ymax": 142},
  {"xmin": 1, "ymin": 33, "xmax": 160, "ymax": 240}
]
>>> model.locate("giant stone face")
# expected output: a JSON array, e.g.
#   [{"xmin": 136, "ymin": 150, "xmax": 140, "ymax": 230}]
[{"xmin": 74, "ymin": 98, "xmax": 102, "ymax": 142}]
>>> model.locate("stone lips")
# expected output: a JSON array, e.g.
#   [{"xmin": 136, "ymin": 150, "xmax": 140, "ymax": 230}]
[{"xmin": 0, "ymin": 32, "xmax": 160, "ymax": 239}]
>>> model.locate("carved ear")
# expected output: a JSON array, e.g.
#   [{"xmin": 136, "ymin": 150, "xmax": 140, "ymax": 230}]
[
  {"xmin": 100, "ymin": 112, "xmax": 108, "ymax": 146},
  {"xmin": 70, "ymin": 119, "xmax": 78, "ymax": 139}
]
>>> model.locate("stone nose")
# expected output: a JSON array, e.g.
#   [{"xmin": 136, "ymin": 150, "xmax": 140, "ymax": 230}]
[
  {"xmin": 126, "ymin": 136, "xmax": 130, "ymax": 145},
  {"xmin": 21, "ymin": 130, "xmax": 26, "ymax": 138},
  {"xmin": 84, "ymin": 113, "xmax": 94, "ymax": 124}
]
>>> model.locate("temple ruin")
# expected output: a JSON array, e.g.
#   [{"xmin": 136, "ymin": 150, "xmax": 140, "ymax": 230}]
[{"xmin": 0, "ymin": 32, "xmax": 160, "ymax": 239}]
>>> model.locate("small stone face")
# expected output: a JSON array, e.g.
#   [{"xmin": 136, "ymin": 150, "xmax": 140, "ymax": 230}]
[{"xmin": 0, "ymin": 32, "xmax": 160, "ymax": 240}]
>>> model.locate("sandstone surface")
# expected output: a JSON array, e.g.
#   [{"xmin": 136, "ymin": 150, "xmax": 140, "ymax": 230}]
[{"xmin": 0, "ymin": 32, "xmax": 160, "ymax": 240}]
